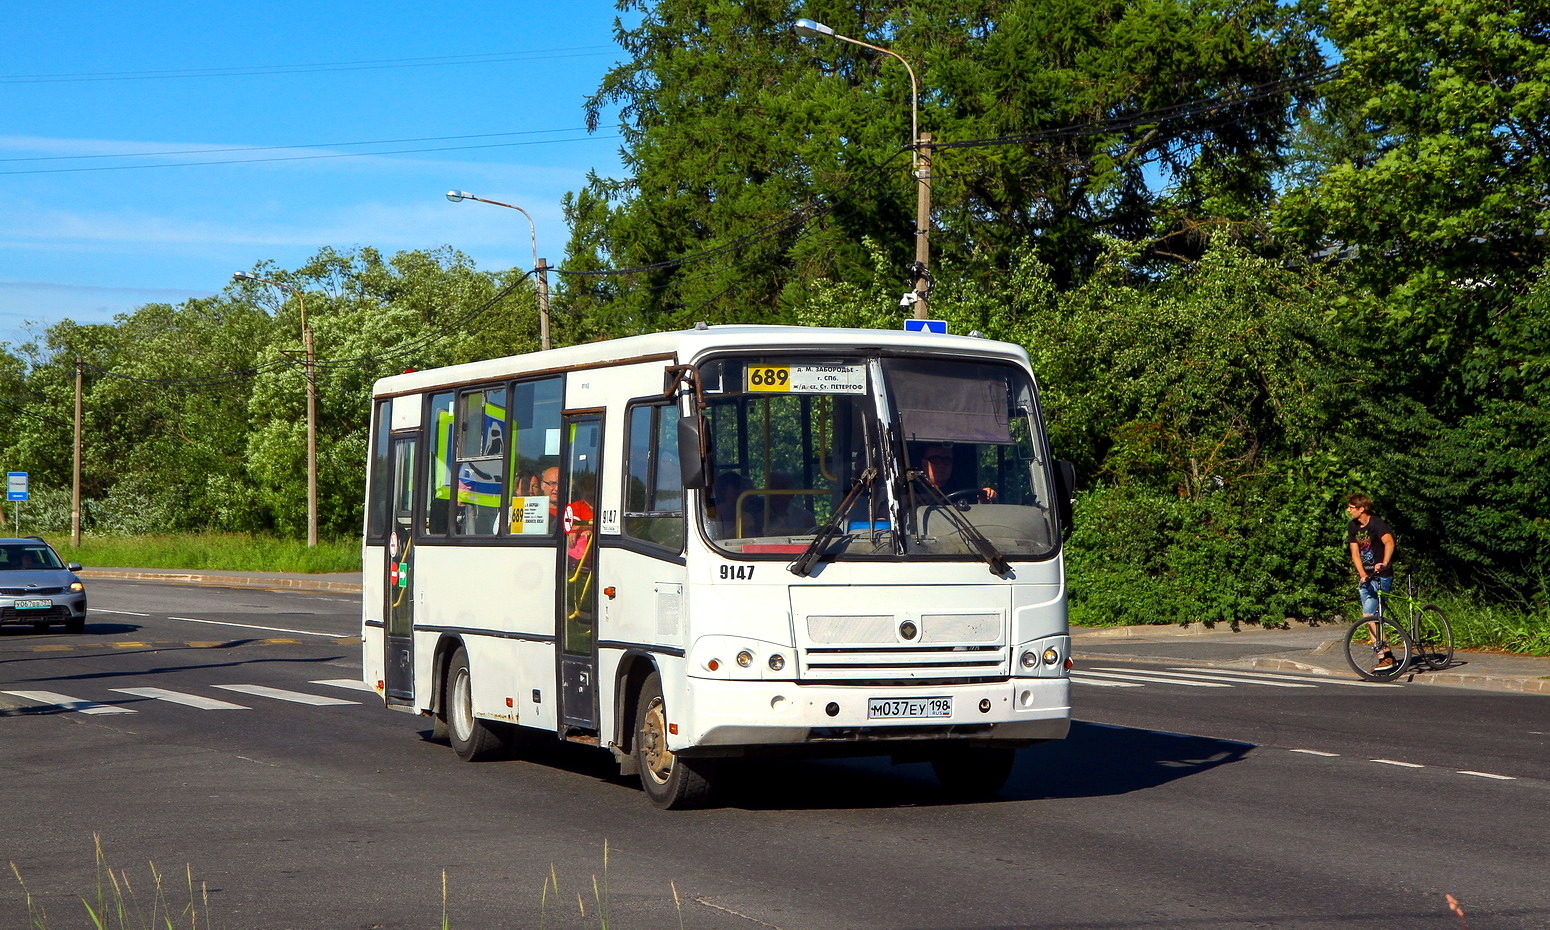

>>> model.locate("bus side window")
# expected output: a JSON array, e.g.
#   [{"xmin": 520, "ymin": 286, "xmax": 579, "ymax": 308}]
[
  {"xmin": 623, "ymin": 403, "xmax": 685, "ymax": 552},
  {"xmin": 424, "ymin": 391, "xmax": 456, "ymax": 536},
  {"xmin": 452, "ymin": 387, "xmax": 507, "ymax": 536}
]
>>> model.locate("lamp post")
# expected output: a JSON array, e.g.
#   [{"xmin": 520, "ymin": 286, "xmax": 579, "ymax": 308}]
[
  {"xmin": 233, "ymin": 271, "xmax": 318, "ymax": 547},
  {"xmin": 793, "ymin": 18, "xmax": 932, "ymax": 320},
  {"xmin": 446, "ymin": 190, "xmax": 552, "ymax": 350}
]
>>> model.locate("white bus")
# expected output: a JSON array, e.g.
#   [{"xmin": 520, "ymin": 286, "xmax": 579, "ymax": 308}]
[{"xmin": 362, "ymin": 324, "xmax": 1073, "ymax": 808}]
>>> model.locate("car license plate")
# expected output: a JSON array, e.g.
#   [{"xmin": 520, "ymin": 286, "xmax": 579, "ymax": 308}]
[
  {"xmin": 15, "ymin": 599, "xmax": 51, "ymax": 610},
  {"xmin": 867, "ymin": 696, "xmax": 952, "ymax": 719}
]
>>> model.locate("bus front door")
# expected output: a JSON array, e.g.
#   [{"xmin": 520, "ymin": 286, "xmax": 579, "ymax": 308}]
[
  {"xmin": 558, "ymin": 415, "xmax": 602, "ymax": 729},
  {"xmin": 385, "ymin": 434, "xmax": 416, "ymax": 705}
]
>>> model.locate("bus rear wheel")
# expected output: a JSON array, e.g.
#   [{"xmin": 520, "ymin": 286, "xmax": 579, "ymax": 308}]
[
  {"xmin": 932, "ymin": 747, "xmax": 1016, "ymax": 800},
  {"xmin": 446, "ymin": 646, "xmax": 508, "ymax": 762},
  {"xmin": 634, "ymin": 672, "xmax": 715, "ymax": 809}
]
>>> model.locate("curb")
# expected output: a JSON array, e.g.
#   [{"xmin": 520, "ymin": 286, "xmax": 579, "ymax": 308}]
[
  {"xmin": 1073, "ymin": 644, "xmax": 1550, "ymax": 695},
  {"xmin": 79, "ymin": 569, "xmax": 362, "ymax": 594}
]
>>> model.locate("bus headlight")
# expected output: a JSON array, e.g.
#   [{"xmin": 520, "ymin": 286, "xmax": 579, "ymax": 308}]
[
  {"xmin": 736, "ymin": 650, "xmax": 754, "ymax": 668},
  {"xmin": 1020, "ymin": 651, "xmax": 1038, "ymax": 669},
  {"xmin": 768, "ymin": 654, "xmax": 785, "ymax": 671},
  {"xmin": 1043, "ymin": 647, "xmax": 1060, "ymax": 666}
]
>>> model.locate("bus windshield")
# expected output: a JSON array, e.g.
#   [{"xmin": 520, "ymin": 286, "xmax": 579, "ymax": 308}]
[{"xmin": 694, "ymin": 354, "xmax": 1061, "ymax": 566}]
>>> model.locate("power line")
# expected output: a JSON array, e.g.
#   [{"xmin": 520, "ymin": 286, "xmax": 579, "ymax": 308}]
[
  {"xmin": 0, "ymin": 135, "xmax": 621, "ymax": 177},
  {"xmin": 0, "ymin": 46, "xmax": 617, "ymax": 85},
  {"xmin": 0, "ymin": 127, "xmax": 592, "ymax": 164}
]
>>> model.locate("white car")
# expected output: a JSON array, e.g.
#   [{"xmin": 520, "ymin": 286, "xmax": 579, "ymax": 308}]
[{"xmin": 0, "ymin": 538, "xmax": 88, "ymax": 633}]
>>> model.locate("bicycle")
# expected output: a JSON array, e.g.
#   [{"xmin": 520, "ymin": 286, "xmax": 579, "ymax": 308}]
[{"xmin": 1342, "ymin": 569, "xmax": 1455, "ymax": 682}]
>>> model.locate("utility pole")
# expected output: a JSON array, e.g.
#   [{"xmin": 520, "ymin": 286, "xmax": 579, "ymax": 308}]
[
  {"xmin": 303, "ymin": 323, "xmax": 318, "ymax": 548},
  {"xmin": 536, "ymin": 257, "xmax": 552, "ymax": 351},
  {"xmin": 912, "ymin": 133, "xmax": 933, "ymax": 320},
  {"xmin": 72, "ymin": 358, "xmax": 83, "ymax": 547}
]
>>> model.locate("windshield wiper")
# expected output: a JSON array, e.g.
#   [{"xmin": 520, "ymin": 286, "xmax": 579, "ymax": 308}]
[
  {"xmin": 788, "ymin": 467, "xmax": 877, "ymax": 577},
  {"xmin": 907, "ymin": 471, "xmax": 1011, "ymax": 575}
]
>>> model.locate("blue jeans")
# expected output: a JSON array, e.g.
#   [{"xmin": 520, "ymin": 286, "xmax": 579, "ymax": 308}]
[{"xmin": 1357, "ymin": 574, "xmax": 1393, "ymax": 617}]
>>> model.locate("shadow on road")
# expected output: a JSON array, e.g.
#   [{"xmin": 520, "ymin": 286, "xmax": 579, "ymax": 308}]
[
  {"xmin": 425, "ymin": 719, "xmax": 1255, "ymax": 811},
  {"xmin": 719, "ymin": 721, "xmax": 1253, "ymax": 809},
  {"xmin": 0, "ymin": 621, "xmax": 142, "ymax": 638}
]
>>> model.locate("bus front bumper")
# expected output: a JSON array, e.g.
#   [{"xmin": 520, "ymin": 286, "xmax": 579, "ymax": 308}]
[{"xmin": 678, "ymin": 677, "xmax": 1071, "ymax": 751}]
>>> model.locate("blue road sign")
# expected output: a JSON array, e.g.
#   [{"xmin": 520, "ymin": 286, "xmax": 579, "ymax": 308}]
[
  {"xmin": 7, "ymin": 472, "xmax": 28, "ymax": 502},
  {"xmin": 903, "ymin": 319, "xmax": 948, "ymax": 334}
]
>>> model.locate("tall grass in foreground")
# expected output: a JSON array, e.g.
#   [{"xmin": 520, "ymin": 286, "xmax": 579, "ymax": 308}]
[
  {"xmin": 56, "ymin": 533, "xmax": 361, "ymax": 575},
  {"xmin": 10, "ymin": 835, "xmax": 212, "ymax": 930}
]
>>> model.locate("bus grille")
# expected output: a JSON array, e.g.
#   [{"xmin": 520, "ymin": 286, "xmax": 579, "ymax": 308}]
[{"xmin": 799, "ymin": 612, "xmax": 1007, "ymax": 681}]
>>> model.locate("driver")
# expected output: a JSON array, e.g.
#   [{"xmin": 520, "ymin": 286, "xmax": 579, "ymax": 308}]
[{"xmin": 918, "ymin": 444, "xmax": 996, "ymax": 504}]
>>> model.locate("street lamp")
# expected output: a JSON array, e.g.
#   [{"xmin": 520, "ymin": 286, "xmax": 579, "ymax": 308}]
[
  {"xmin": 446, "ymin": 190, "xmax": 552, "ymax": 350},
  {"xmin": 233, "ymin": 271, "xmax": 318, "ymax": 547},
  {"xmin": 793, "ymin": 18, "xmax": 932, "ymax": 319}
]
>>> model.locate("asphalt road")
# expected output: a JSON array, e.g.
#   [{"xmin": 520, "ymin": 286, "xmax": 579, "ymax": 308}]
[{"xmin": 2, "ymin": 580, "xmax": 1545, "ymax": 929}]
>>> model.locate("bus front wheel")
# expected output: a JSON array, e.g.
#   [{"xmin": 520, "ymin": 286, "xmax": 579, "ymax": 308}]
[
  {"xmin": 932, "ymin": 747, "xmax": 1016, "ymax": 800},
  {"xmin": 446, "ymin": 646, "xmax": 508, "ymax": 762},
  {"xmin": 634, "ymin": 672, "xmax": 715, "ymax": 809}
]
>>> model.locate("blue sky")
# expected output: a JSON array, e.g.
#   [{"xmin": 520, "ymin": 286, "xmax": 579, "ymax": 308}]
[{"xmin": 1, "ymin": 1, "xmax": 632, "ymax": 349}]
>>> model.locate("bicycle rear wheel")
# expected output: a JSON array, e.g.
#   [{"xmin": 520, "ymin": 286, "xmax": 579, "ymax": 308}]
[
  {"xmin": 1344, "ymin": 617, "xmax": 1412, "ymax": 682},
  {"xmin": 1415, "ymin": 605, "xmax": 1454, "ymax": 670}
]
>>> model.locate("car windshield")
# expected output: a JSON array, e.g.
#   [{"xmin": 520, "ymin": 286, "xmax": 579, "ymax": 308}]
[
  {"xmin": 0, "ymin": 545, "xmax": 63, "ymax": 571},
  {"xmin": 693, "ymin": 354, "xmax": 1060, "ymax": 565}
]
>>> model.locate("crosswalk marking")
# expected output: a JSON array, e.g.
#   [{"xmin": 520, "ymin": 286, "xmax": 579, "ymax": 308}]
[
  {"xmin": 1094, "ymin": 667, "xmax": 1316, "ymax": 689},
  {"xmin": 212, "ymin": 684, "xmax": 359, "ymax": 706},
  {"xmin": 1075, "ymin": 670, "xmax": 1231, "ymax": 688},
  {"xmin": 1070, "ymin": 675, "xmax": 1144, "ymax": 688},
  {"xmin": 2, "ymin": 690, "xmax": 137, "ymax": 715},
  {"xmin": 111, "ymin": 687, "xmax": 250, "ymax": 710},
  {"xmin": 310, "ymin": 678, "xmax": 377, "ymax": 693},
  {"xmin": 1169, "ymin": 667, "xmax": 1403, "ymax": 688}
]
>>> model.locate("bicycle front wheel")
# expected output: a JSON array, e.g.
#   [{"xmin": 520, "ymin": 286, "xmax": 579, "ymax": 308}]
[
  {"xmin": 1344, "ymin": 617, "xmax": 1412, "ymax": 682},
  {"xmin": 1415, "ymin": 605, "xmax": 1454, "ymax": 670}
]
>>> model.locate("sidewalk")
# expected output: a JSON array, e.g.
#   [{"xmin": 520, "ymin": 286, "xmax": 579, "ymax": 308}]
[{"xmin": 1073, "ymin": 621, "xmax": 1550, "ymax": 695}]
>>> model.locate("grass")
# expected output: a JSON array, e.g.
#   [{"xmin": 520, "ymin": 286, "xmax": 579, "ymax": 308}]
[
  {"xmin": 10, "ymin": 835, "xmax": 213, "ymax": 930},
  {"xmin": 1432, "ymin": 592, "xmax": 1550, "ymax": 656},
  {"xmin": 54, "ymin": 533, "xmax": 361, "ymax": 575},
  {"xmin": 14, "ymin": 839, "xmax": 687, "ymax": 929}
]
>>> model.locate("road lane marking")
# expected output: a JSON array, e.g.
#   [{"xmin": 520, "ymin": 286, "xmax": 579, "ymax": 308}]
[
  {"xmin": 1079, "ymin": 670, "xmax": 1230, "ymax": 687},
  {"xmin": 1070, "ymin": 675, "xmax": 1144, "ymax": 688},
  {"xmin": 212, "ymin": 684, "xmax": 359, "ymax": 706},
  {"xmin": 1168, "ymin": 667, "xmax": 1403, "ymax": 688},
  {"xmin": 1372, "ymin": 759, "xmax": 1425, "ymax": 768},
  {"xmin": 311, "ymin": 678, "xmax": 377, "ymax": 692},
  {"xmin": 111, "ymin": 687, "xmax": 250, "ymax": 710},
  {"xmin": 1097, "ymin": 663, "xmax": 1314, "ymax": 685},
  {"xmin": 1289, "ymin": 749, "xmax": 1340, "ymax": 757},
  {"xmin": 168, "ymin": 616, "xmax": 344, "ymax": 638},
  {"xmin": 90, "ymin": 609, "xmax": 150, "ymax": 616},
  {"xmin": 2, "ymin": 690, "xmax": 137, "ymax": 715},
  {"xmin": 1457, "ymin": 771, "xmax": 1516, "ymax": 780}
]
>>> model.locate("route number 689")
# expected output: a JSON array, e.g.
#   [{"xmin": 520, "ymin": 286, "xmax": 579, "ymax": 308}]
[{"xmin": 747, "ymin": 367, "xmax": 791, "ymax": 392}]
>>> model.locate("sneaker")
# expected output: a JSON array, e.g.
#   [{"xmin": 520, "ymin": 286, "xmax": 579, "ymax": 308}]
[{"xmin": 1372, "ymin": 656, "xmax": 1397, "ymax": 673}]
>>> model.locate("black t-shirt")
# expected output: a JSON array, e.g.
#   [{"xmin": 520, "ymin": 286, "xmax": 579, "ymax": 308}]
[{"xmin": 1346, "ymin": 515, "xmax": 1396, "ymax": 576}]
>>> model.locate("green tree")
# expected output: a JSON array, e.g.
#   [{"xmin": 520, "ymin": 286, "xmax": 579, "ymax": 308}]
[{"xmin": 568, "ymin": 0, "xmax": 1325, "ymax": 330}]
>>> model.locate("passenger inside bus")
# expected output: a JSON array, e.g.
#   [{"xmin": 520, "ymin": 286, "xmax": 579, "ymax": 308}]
[
  {"xmin": 763, "ymin": 471, "xmax": 818, "ymax": 534},
  {"xmin": 709, "ymin": 471, "xmax": 758, "ymax": 539}
]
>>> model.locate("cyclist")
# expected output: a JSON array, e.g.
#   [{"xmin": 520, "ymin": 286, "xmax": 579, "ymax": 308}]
[{"xmin": 1346, "ymin": 493, "xmax": 1398, "ymax": 672}]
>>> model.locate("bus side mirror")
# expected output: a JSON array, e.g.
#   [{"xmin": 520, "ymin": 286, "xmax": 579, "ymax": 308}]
[
  {"xmin": 1055, "ymin": 460, "xmax": 1075, "ymax": 531},
  {"xmin": 678, "ymin": 415, "xmax": 708, "ymax": 489}
]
